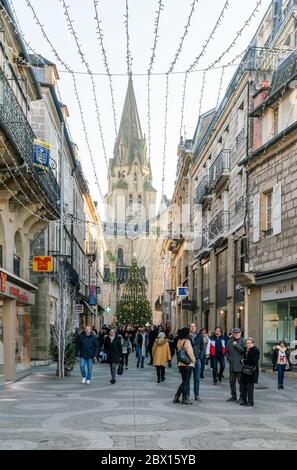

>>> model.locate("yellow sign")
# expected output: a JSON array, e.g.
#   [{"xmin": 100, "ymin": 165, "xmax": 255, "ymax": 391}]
[{"xmin": 33, "ymin": 256, "xmax": 53, "ymax": 273}]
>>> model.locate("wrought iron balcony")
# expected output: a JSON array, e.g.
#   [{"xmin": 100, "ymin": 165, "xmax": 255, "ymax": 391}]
[
  {"xmin": 0, "ymin": 70, "xmax": 59, "ymax": 213},
  {"xmin": 194, "ymin": 176, "xmax": 211, "ymax": 205},
  {"xmin": 208, "ymin": 211, "xmax": 229, "ymax": 245},
  {"xmin": 209, "ymin": 150, "xmax": 230, "ymax": 191}
]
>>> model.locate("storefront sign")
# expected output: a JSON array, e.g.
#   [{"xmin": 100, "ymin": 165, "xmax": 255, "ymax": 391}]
[
  {"xmin": 33, "ymin": 139, "xmax": 50, "ymax": 171},
  {"xmin": 32, "ymin": 256, "xmax": 53, "ymax": 272},
  {"xmin": 3, "ymin": 281, "xmax": 35, "ymax": 305},
  {"xmin": 261, "ymin": 280, "xmax": 297, "ymax": 301}
]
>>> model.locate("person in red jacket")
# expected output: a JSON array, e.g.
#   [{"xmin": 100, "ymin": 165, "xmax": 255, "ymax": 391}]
[{"xmin": 206, "ymin": 327, "xmax": 227, "ymax": 384}]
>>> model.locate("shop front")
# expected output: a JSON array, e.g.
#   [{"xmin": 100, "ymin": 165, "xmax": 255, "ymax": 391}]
[
  {"xmin": 261, "ymin": 279, "xmax": 297, "ymax": 364},
  {"xmin": 0, "ymin": 268, "xmax": 37, "ymax": 384}
]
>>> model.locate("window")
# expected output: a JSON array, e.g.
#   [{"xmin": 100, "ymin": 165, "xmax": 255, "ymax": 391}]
[
  {"xmin": 13, "ymin": 238, "xmax": 20, "ymax": 277},
  {"xmin": 129, "ymin": 194, "xmax": 133, "ymax": 206},
  {"xmin": 235, "ymin": 239, "xmax": 245, "ymax": 273},
  {"xmin": 273, "ymin": 106, "xmax": 279, "ymax": 136},
  {"xmin": 117, "ymin": 248, "xmax": 124, "ymax": 265},
  {"xmin": 137, "ymin": 195, "xmax": 142, "ymax": 205},
  {"xmin": 265, "ymin": 191, "xmax": 273, "ymax": 236},
  {"xmin": 134, "ymin": 173, "xmax": 137, "ymax": 184},
  {"xmin": 237, "ymin": 102, "xmax": 245, "ymax": 133}
]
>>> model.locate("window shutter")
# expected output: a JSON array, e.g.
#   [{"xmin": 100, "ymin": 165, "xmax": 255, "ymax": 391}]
[
  {"xmin": 272, "ymin": 183, "xmax": 282, "ymax": 235},
  {"xmin": 253, "ymin": 194, "xmax": 260, "ymax": 243}
]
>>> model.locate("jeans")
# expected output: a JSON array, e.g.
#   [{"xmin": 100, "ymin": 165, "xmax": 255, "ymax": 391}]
[
  {"xmin": 211, "ymin": 355, "xmax": 225, "ymax": 381},
  {"xmin": 136, "ymin": 348, "xmax": 145, "ymax": 367},
  {"xmin": 110, "ymin": 363, "xmax": 117, "ymax": 381},
  {"xmin": 277, "ymin": 364, "xmax": 286, "ymax": 385},
  {"xmin": 123, "ymin": 353, "xmax": 129, "ymax": 367},
  {"xmin": 186, "ymin": 360, "xmax": 200, "ymax": 398},
  {"xmin": 200, "ymin": 354, "xmax": 206, "ymax": 375},
  {"xmin": 175, "ymin": 366, "xmax": 193, "ymax": 401},
  {"xmin": 80, "ymin": 358, "xmax": 93, "ymax": 381},
  {"xmin": 229, "ymin": 371, "xmax": 243, "ymax": 400}
]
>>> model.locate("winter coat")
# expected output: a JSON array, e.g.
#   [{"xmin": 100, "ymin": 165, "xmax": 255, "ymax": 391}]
[
  {"xmin": 104, "ymin": 335, "xmax": 123, "ymax": 364},
  {"xmin": 272, "ymin": 346, "xmax": 291, "ymax": 371},
  {"xmin": 75, "ymin": 332, "xmax": 98, "ymax": 360},
  {"xmin": 177, "ymin": 338, "xmax": 196, "ymax": 368},
  {"xmin": 240, "ymin": 346, "xmax": 260, "ymax": 384},
  {"xmin": 225, "ymin": 336, "xmax": 245, "ymax": 372},
  {"xmin": 206, "ymin": 335, "xmax": 227, "ymax": 357},
  {"xmin": 190, "ymin": 333, "xmax": 204, "ymax": 361},
  {"xmin": 122, "ymin": 338, "xmax": 132, "ymax": 354},
  {"xmin": 152, "ymin": 338, "xmax": 171, "ymax": 366}
]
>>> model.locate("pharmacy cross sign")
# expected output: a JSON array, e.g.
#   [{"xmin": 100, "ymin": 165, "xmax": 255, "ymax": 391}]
[{"xmin": 105, "ymin": 306, "xmax": 112, "ymax": 313}]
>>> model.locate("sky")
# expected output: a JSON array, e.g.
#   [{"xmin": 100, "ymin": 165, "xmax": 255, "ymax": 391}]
[{"xmin": 10, "ymin": 0, "xmax": 272, "ymax": 218}]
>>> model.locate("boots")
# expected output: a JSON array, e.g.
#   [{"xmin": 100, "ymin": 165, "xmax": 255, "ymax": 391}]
[{"xmin": 173, "ymin": 395, "xmax": 180, "ymax": 403}]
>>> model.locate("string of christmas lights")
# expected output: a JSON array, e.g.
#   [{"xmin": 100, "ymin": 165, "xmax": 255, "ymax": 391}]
[{"xmin": 93, "ymin": 0, "xmax": 118, "ymax": 138}]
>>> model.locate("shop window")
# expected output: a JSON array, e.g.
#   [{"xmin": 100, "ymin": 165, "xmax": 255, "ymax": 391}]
[
  {"xmin": 15, "ymin": 309, "xmax": 30, "ymax": 372},
  {"xmin": 262, "ymin": 299, "xmax": 297, "ymax": 363}
]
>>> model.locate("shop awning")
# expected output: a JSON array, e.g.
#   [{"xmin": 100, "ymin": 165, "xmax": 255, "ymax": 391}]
[
  {"xmin": 81, "ymin": 298, "xmax": 96, "ymax": 317},
  {"xmin": 256, "ymin": 264, "xmax": 297, "ymax": 286}
]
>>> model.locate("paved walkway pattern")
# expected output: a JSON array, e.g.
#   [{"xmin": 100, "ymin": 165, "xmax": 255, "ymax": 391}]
[{"xmin": 0, "ymin": 356, "xmax": 297, "ymax": 450}]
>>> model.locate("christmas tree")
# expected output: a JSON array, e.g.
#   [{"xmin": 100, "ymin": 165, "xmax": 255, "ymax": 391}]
[{"xmin": 116, "ymin": 258, "xmax": 152, "ymax": 326}]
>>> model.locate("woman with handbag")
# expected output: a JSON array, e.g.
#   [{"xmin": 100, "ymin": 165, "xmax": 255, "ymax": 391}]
[
  {"xmin": 240, "ymin": 337, "xmax": 260, "ymax": 407},
  {"xmin": 173, "ymin": 327, "xmax": 196, "ymax": 405},
  {"xmin": 272, "ymin": 341, "xmax": 291, "ymax": 389}
]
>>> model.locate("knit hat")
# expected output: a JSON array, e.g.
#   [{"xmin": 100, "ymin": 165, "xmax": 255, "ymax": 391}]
[{"xmin": 158, "ymin": 332, "xmax": 165, "ymax": 338}]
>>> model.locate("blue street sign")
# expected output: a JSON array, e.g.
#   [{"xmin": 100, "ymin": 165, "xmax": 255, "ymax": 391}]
[
  {"xmin": 33, "ymin": 139, "xmax": 50, "ymax": 171},
  {"xmin": 177, "ymin": 287, "xmax": 188, "ymax": 297}
]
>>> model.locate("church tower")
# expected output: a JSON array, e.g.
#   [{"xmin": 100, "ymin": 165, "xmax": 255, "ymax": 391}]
[{"xmin": 103, "ymin": 75, "xmax": 157, "ymax": 321}]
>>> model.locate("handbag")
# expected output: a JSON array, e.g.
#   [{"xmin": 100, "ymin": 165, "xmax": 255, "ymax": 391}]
[
  {"xmin": 177, "ymin": 340, "xmax": 191, "ymax": 365},
  {"xmin": 117, "ymin": 359, "xmax": 124, "ymax": 375},
  {"xmin": 242, "ymin": 364, "xmax": 256, "ymax": 375}
]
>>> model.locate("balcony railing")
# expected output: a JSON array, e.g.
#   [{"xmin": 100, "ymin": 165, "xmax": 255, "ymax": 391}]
[
  {"xmin": 209, "ymin": 150, "xmax": 230, "ymax": 190},
  {"xmin": 208, "ymin": 211, "xmax": 229, "ymax": 245},
  {"xmin": 194, "ymin": 176, "xmax": 211, "ymax": 205},
  {"xmin": 0, "ymin": 70, "xmax": 59, "ymax": 213}
]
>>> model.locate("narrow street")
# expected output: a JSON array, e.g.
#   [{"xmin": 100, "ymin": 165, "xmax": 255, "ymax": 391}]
[{"xmin": 1, "ymin": 357, "xmax": 297, "ymax": 450}]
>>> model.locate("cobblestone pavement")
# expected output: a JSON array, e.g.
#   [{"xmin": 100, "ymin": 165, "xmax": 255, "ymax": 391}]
[{"xmin": 0, "ymin": 356, "xmax": 297, "ymax": 450}]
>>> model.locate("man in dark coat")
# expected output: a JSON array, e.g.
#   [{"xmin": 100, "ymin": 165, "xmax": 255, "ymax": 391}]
[
  {"xmin": 104, "ymin": 328, "xmax": 123, "ymax": 384},
  {"xmin": 225, "ymin": 328, "xmax": 245, "ymax": 402},
  {"xmin": 75, "ymin": 325, "xmax": 98, "ymax": 384}
]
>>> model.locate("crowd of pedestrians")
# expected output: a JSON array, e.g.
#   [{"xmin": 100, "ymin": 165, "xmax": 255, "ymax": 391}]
[{"xmin": 73, "ymin": 322, "xmax": 293, "ymax": 406}]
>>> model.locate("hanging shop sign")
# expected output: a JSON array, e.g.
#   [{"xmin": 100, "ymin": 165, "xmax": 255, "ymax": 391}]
[
  {"xmin": 32, "ymin": 256, "xmax": 53, "ymax": 273},
  {"xmin": 33, "ymin": 139, "xmax": 50, "ymax": 171},
  {"xmin": 74, "ymin": 304, "xmax": 84, "ymax": 314},
  {"xmin": 177, "ymin": 286, "xmax": 188, "ymax": 297},
  {"xmin": 89, "ymin": 285, "xmax": 97, "ymax": 306}
]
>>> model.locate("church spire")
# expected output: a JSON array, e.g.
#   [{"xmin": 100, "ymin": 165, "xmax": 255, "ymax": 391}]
[{"xmin": 113, "ymin": 74, "xmax": 147, "ymax": 168}]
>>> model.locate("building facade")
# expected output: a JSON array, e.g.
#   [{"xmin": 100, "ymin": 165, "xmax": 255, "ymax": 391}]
[{"xmin": 0, "ymin": 0, "xmax": 60, "ymax": 382}]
